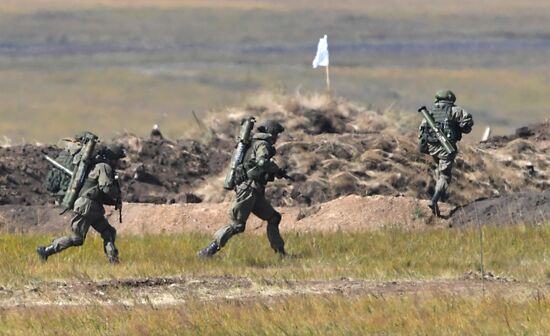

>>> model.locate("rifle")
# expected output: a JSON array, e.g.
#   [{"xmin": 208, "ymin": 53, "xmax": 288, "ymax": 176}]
[
  {"xmin": 276, "ymin": 169, "xmax": 295, "ymax": 182},
  {"xmin": 418, "ymin": 106, "xmax": 455, "ymax": 155},
  {"xmin": 114, "ymin": 174, "xmax": 123, "ymax": 224},
  {"xmin": 45, "ymin": 155, "xmax": 73, "ymax": 177}
]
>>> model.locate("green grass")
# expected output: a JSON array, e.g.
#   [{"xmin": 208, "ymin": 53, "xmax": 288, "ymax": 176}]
[
  {"xmin": 1, "ymin": 293, "xmax": 549, "ymax": 335},
  {"xmin": 1, "ymin": 224, "xmax": 548, "ymax": 287}
]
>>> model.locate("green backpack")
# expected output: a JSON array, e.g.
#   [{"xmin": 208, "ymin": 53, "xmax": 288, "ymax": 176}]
[{"xmin": 44, "ymin": 132, "xmax": 96, "ymax": 199}]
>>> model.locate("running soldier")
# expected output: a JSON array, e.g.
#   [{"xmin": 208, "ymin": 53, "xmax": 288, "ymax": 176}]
[
  {"xmin": 197, "ymin": 120, "xmax": 290, "ymax": 257},
  {"xmin": 36, "ymin": 143, "xmax": 125, "ymax": 263},
  {"xmin": 418, "ymin": 90, "xmax": 474, "ymax": 216}
]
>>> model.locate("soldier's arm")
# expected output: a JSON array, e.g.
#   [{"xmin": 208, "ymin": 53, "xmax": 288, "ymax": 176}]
[
  {"xmin": 97, "ymin": 163, "xmax": 121, "ymax": 205},
  {"xmin": 254, "ymin": 142, "xmax": 280, "ymax": 174},
  {"xmin": 418, "ymin": 119, "xmax": 427, "ymax": 138},
  {"xmin": 452, "ymin": 106, "xmax": 474, "ymax": 134}
]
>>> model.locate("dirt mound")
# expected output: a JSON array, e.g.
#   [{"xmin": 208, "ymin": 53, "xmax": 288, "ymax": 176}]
[
  {"xmin": 1, "ymin": 93, "xmax": 549, "ymax": 208},
  {"xmin": 0, "ymin": 195, "xmax": 451, "ymax": 234},
  {"xmin": 450, "ymin": 191, "xmax": 550, "ymax": 228},
  {"xmin": 2, "ymin": 192, "xmax": 548, "ymax": 235},
  {"xmin": 196, "ymin": 93, "xmax": 550, "ymax": 207},
  {"xmin": 480, "ymin": 119, "xmax": 550, "ymax": 149}
]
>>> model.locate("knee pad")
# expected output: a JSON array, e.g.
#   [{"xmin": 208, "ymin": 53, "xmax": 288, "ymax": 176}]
[{"xmin": 267, "ymin": 212, "xmax": 281, "ymax": 227}]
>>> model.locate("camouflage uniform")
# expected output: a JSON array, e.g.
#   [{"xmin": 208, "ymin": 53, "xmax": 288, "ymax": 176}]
[
  {"xmin": 198, "ymin": 121, "xmax": 287, "ymax": 257},
  {"xmin": 419, "ymin": 90, "xmax": 474, "ymax": 215},
  {"xmin": 37, "ymin": 145, "xmax": 124, "ymax": 263}
]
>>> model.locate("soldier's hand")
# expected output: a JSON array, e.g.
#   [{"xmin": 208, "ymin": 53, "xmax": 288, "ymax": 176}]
[{"xmin": 276, "ymin": 168, "xmax": 287, "ymax": 179}]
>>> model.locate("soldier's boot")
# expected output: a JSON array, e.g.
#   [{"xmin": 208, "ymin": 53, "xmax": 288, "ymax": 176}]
[
  {"xmin": 104, "ymin": 242, "xmax": 119, "ymax": 264},
  {"xmin": 36, "ymin": 245, "xmax": 56, "ymax": 262},
  {"xmin": 197, "ymin": 241, "xmax": 220, "ymax": 258}
]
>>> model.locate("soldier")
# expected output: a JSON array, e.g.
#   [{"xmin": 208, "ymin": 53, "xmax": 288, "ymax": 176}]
[
  {"xmin": 36, "ymin": 143, "xmax": 125, "ymax": 264},
  {"xmin": 419, "ymin": 90, "xmax": 474, "ymax": 216},
  {"xmin": 197, "ymin": 120, "xmax": 289, "ymax": 257}
]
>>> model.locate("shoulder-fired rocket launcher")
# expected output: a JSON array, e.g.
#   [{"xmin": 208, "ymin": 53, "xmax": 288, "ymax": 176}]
[
  {"xmin": 223, "ymin": 117, "xmax": 256, "ymax": 190},
  {"xmin": 61, "ymin": 134, "xmax": 98, "ymax": 210},
  {"xmin": 418, "ymin": 106, "xmax": 455, "ymax": 155}
]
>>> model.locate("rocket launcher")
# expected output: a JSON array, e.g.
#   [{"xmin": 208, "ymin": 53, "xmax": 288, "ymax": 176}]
[
  {"xmin": 223, "ymin": 117, "xmax": 256, "ymax": 190},
  {"xmin": 418, "ymin": 106, "xmax": 455, "ymax": 155},
  {"xmin": 61, "ymin": 134, "xmax": 98, "ymax": 211}
]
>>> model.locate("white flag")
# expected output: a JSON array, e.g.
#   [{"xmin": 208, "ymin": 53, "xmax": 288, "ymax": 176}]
[{"xmin": 312, "ymin": 34, "xmax": 329, "ymax": 68}]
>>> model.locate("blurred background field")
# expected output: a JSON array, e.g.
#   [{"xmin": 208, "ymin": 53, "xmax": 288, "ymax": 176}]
[{"xmin": 0, "ymin": 0, "xmax": 549, "ymax": 143}]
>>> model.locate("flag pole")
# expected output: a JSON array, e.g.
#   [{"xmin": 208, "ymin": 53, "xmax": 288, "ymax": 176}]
[{"xmin": 325, "ymin": 65, "xmax": 331, "ymax": 96}]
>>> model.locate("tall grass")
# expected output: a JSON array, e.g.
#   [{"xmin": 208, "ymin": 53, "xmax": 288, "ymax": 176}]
[
  {"xmin": 1, "ymin": 293, "xmax": 549, "ymax": 335},
  {"xmin": 1, "ymin": 224, "xmax": 548, "ymax": 287}
]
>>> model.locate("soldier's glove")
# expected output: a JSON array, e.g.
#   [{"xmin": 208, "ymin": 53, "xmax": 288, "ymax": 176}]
[
  {"xmin": 275, "ymin": 168, "xmax": 287, "ymax": 179},
  {"xmin": 276, "ymin": 168, "xmax": 295, "ymax": 181}
]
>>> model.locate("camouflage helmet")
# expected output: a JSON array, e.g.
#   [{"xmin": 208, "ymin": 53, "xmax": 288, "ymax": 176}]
[
  {"xmin": 99, "ymin": 143, "xmax": 126, "ymax": 160},
  {"xmin": 435, "ymin": 90, "xmax": 456, "ymax": 103},
  {"xmin": 257, "ymin": 120, "xmax": 285, "ymax": 135},
  {"xmin": 74, "ymin": 131, "xmax": 97, "ymax": 142}
]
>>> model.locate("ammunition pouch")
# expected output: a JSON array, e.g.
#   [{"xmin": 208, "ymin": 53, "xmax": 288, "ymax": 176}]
[{"xmin": 233, "ymin": 164, "xmax": 249, "ymax": 186}]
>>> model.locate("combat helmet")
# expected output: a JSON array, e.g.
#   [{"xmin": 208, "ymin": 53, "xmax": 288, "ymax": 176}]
[
  {"xmin": 98, "ymin": 143, "xmax": 126, "ymax": 160},
  {"xmin": 435, "ymin": 90, "xmax": 456, "ymax": 103},
  {"xmin": 257, "ymin": 120, "xmax": 285, "ymax": 135}
]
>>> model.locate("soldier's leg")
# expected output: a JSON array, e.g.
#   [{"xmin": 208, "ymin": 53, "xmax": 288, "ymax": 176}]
[
  {"xmin": 91, "ymin": 217, "xmax": 119, "ymax": 264},
  {"xmin": 37, "ymin": 213, "xmax": 90, "ymax": 261},
  {"xmin": 198, "ymin": 185, "xmax": 256, "ymax": 257},
  {"xmin": 429, "ymin": 155, "xmax": 455, "ymax": 216},
  {"xmin": 435, "ymin": 156, "xmax": 454, "ymax": 196},
  {"xmin": 253, "ymin": 195, "xmax": 285, "ymax": 254}
]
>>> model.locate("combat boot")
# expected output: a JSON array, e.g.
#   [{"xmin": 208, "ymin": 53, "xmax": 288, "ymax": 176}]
[
  {"xmin": 36, "ymin": 245, "xmax": 55, "ymax": 261},
  {"xmin": 197, "ymin": 241, "xmax": 220, "ymax": 258}
]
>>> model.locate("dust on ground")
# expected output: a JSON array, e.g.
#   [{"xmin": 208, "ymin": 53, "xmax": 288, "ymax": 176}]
[
  {"xmin": 1, "ymin": 93, "xmax": 549, "ymax": 210},
  {"xmin": 0, "ymin": 274, "xmax": 545, "ymax": 308}
]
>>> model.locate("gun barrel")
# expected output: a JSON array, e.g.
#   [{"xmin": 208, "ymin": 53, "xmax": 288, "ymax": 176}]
[{"xmin": 45, "ymin": 155, "xmax": 74, "ymax": 176}]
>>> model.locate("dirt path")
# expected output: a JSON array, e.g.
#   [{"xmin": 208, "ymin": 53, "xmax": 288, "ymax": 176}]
[{"xmin": 0, "ymin": 275, "xmax": 546, "ymax": 308}]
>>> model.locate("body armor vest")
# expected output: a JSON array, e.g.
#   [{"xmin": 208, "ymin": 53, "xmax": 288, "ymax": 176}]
[
  {"xmin": 427, "ymin": 103, "xmax": 460, "ymax": 144},
  {"xmin": 240, "ymin": 138, "xmax": 276, "ymax": 186}
]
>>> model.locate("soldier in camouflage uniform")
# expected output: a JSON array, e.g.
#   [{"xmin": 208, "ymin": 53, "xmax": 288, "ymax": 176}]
[
  {"xmin": 197, "ymin": 120, "xmax": 288, "ymax": 257},
  {"xmin": 419, "ymin": 90, "xmax": 474, "ymax": 216},
  {"xmin": 36, "ymin": 144, "xmax": 125, "ymax": 264}
]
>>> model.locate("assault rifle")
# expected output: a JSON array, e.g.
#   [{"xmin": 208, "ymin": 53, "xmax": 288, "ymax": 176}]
[
  {"xmin": 418, "ymin": 106, "xmax": 455, "ymax": 155},
  {"xmin": 114, "ymin": 174, "xmax": 123, "ymax": 224},
  {"xmin": 45, "ymin": 155, "xmax": 73, "ymax": 177},
  {"xmin": 276, "ymin": 169, "xmax": 295, "ymax": 182}
]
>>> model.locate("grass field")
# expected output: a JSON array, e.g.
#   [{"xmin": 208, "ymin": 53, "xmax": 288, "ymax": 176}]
[
  {"xmin": 0, "ymin": 1, "xmax": 549, "ymax": 143},
  {"xmin": 0, "ymin": 224, "xmax": 549, "ymax": 334},
  {"xmin": 1, "ymin": 225, "xmax": 549, "ymax": 286},
  {"xmin": 2, "ymin": 294, "xmax": 549, "ymax": 335}
]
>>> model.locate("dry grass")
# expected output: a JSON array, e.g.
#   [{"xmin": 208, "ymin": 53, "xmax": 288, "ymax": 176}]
[
  {"xmin": 0, "ymin": 224, "xmax": 548, "ymax": 287},
  {"xmin": 1, "ymin": 292, "xmax": 549, "ymax": 335}
]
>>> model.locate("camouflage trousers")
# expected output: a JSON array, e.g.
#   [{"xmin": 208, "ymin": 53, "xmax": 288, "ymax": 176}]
[
  {"xmin": 428, "ymin": 143, "xmax": 457, "ymax": 195},
  {"xmin": 51, "ymin": 197, "xmax": 118, "ymax": 260},
  {"xmin": 213, "ymin": 182, "xmax": 285, "ymax": 253}
]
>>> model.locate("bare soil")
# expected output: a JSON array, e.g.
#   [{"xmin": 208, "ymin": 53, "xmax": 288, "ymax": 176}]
[
  {"xmin": 0, "ymin": 274, "xmax": 545, "ymax": 308},
  {"xmin": 1, "ymin": 192, "xmax": 547, "ymax": 235}
]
